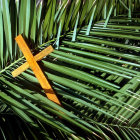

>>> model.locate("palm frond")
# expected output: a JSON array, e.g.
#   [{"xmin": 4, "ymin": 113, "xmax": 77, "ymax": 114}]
[{"xmin": 0, "ymin": 0, "xmax": 140, "ymax": 139}]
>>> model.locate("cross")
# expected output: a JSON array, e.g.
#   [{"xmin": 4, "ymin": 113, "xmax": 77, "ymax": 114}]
[{"xmin": 12, "ymin": 34, "xmax": 61, "ymax": 106}]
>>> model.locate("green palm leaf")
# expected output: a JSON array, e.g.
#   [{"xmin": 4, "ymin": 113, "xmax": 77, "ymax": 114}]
[{"xmin": 0, "ymin": 0, "xmax": 140, "ymax": 139}]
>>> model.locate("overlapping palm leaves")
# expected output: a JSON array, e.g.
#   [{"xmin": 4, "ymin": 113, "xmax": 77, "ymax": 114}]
[{"xmin": 0, "ymin": 0, "xmax": 140, "ymax": 139}]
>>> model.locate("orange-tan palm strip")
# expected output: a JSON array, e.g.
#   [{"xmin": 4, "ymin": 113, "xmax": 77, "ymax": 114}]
[
  {"xmin": 12, "ymin": 45, "xmax": 53, "ymax": 77},
  {"xmin": 15, "ymin": 35, "xmax": 61, "ymax": 105}
]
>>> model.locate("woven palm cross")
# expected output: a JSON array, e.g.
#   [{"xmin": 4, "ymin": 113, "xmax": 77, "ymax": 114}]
[{"xmin": 12, "ymin": 34, "xmax": 61, "ymax": 105}]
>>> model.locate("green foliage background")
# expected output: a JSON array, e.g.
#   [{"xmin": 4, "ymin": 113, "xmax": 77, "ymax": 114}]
[{"xmin": 0, "ymin": 0, "xmax": 140, "ymax": 139}]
